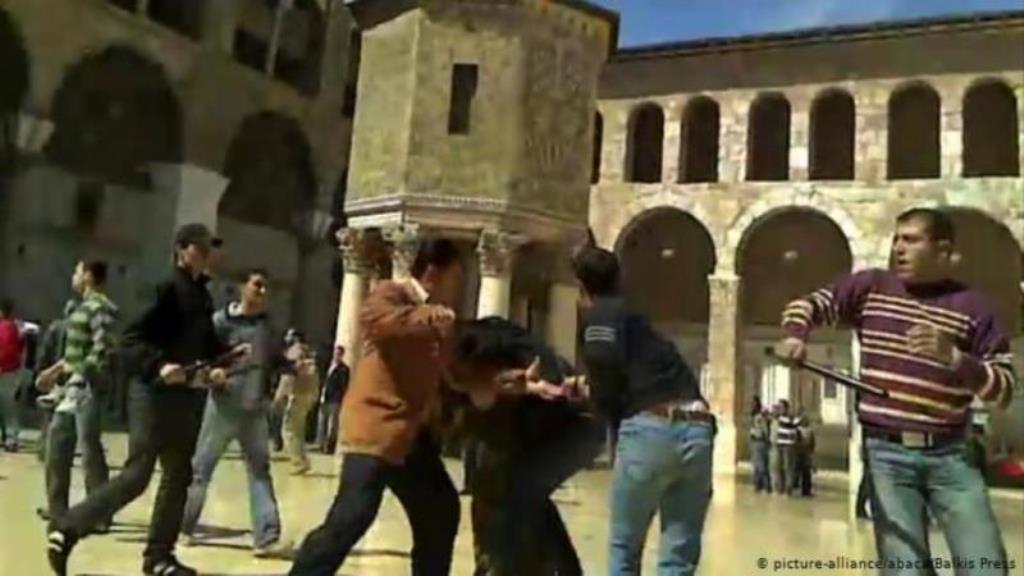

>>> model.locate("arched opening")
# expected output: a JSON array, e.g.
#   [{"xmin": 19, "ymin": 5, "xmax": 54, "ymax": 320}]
[
  {"xmin": 0, "ymin": 8, "xmax": 30, "ymax": 174},
  {"xmin": 591, "ymin": 111, "xmax": 603, "ymax": 184},
  {"xmin": 271, "ymin": 0, "xmax": 325, "ymax": 96},
  {"xmin": 679, "ymin": 96, "xmax": 719, "ymax": 183},
  {"xmin": 46, "ymin": 45, "xmax": 183, "ymax": 187},
  {"xmin": 219, "ymin": 112, "xmax": 317, "ymax": 232},
  {"xmin": 146, "ymin": 0, "xmax": 204, "ymax": 39},
  {"xmin": 626, "ymin": 103, "xmax": 664, "ymax": 183},
  {"xmin": 963, "ymin": 79, "xmax": 1020, "ymax": 177},
  {"xmin": 737, "ymin": 208, "xmax": 854, "ymax": 466},
  {"xmin": 888, "ymin": 83, "xmax": 940, "ymax": 180},
  {"xmin": 616, "ymin": 208, "xmax": 717, "ymax": 399},
  {"xmin": 810, "ymin": 89, "xmax": 855, "ymax": 180},
  {"xmin": 945, "ymin": 208, "xmax": 1022, "ymax": 334},
  {"xmin": 747, "ymin": 93, "xmax": 791, "ymax": 181},
  {"xmin": 233, "ymin": 0, "xmax": 326, "ymax": 96}
]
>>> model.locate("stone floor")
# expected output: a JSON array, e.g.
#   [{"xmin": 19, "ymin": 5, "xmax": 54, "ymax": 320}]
[{"xmin": 1, "ymin": 434, "xmax": 1022, "ymax": 575}]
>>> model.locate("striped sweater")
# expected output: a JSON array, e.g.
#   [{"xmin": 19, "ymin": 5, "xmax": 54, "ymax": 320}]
[
  {"xmin": 782, "ymin": 269, "xmax": 1016, "ymax": 436},
  {"xmin": 63, "ymin": 290, "xmax": 119, "ymax": 385}
]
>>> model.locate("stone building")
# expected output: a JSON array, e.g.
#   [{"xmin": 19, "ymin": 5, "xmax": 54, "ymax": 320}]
[
  {"xmin": 0, "ymin": 0, "xmax": 360, "ymax": 345},
  {"xmin": 589, "ymin": 12, "xmax": 1024, "ymax": 472},
  {"xmin": 2, "ymin": 1, "xmax": 1022, "ymax": 477},
  {"xmin": 334, "ymin": 0, "xmax": 617, "ymax": 370}
]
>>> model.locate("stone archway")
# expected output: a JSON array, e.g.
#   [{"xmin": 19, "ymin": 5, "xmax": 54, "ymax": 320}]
[
  {"xmin": 218, "ymin": 111, "xmax": 318, "ymax": 329},
  {"xmin": 616, "ymin": 207, "xmax": 717, "ymax": 395},
  {"xmin": 735, "ymin": 207, "xmax": 854, "ymax": 467},
  {"xmin": 0, "ymin": 7, "xmax": 29, "ymax": 174},
  {"xmin": 45, "ymin": 45, "xmax": 183, "ymax": 188},
  {"xmin": 946, "ymin": 207, "xmax": 1023, "ymax": 335}
]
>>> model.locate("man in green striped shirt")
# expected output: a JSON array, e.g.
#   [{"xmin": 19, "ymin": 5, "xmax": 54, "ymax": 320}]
[{"xmin": 36, "ymin": 260, "xmax": 117, "ymax": 527}]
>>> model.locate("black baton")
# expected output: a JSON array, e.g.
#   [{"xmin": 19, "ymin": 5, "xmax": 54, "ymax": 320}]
[{"xmin": 764, "ymin": 347, "xmax": 889, "ymax": 398}]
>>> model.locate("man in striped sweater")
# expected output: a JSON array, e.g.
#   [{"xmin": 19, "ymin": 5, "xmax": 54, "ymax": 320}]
[
  {"xmin": 36, "ymin": 261, "xmax": 116, "ymax": 530},
  {"xmin": 775, "ymin": 208, "xmax": 1015, "ymax": 575}
]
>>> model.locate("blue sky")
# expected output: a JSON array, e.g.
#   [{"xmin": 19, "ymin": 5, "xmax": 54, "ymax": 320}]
[{"xmin": 590, "ymin": 0, "xmax": 1024, "ymax": 47}]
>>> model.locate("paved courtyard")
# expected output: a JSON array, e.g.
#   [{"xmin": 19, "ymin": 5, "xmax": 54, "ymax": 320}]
[{"xmin": 1, "ymin": 434, "xmax": 1021, "ymax": 575}]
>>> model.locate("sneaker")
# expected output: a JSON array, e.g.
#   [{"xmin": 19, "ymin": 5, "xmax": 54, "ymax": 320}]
[
  {"xmin": 143, "ymin": 555, "xmax": 198, "ymax": 576},
  {"xmin": 253, "ymin": 538, "xmax": 295, "ymax": 559},
  {"xmin": 36, "ymin": 507, "xmax": 50, "ymax": 521},
  {"xmin": 46, "ymin": 529, "xmax": 76, "ymax": 576}
]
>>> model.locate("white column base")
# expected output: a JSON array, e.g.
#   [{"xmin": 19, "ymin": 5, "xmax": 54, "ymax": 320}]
[
  {"xmin": 477, "ymin": 274, "xmax": 512, "ymax": 319},
  {"xmin": 714, "ymin": 420, "xmax": 738, "ymax": 476}
]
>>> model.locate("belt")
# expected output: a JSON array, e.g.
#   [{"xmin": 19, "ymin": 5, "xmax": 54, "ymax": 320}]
[
  {"xmin": 642, "ymin": 401, "xmax": 716, "ymax": 425},
  {"xmin": 863, "ymin": 426, "xmax": 963, "ymax": 449}
]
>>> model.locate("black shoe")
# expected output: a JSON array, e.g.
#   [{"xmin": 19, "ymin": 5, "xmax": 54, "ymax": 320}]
[
  {"xmin": 36, "ymin": 507, "xmax": 50, "ymax": 521},
  {"xmin": 143, "ymin": 555, "xmax": 199, "ymax": 576},
  {"xmin": 46, "ymin": 529, "xmax": 76, "ymax": 576}
]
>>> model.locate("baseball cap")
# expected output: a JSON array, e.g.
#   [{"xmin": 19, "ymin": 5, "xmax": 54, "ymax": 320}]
[{"xmin": 174, "ymin": 223, "xmax": 223, "ymax": 250}]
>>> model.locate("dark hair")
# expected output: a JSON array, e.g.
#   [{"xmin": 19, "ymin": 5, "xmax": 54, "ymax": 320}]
[
  {"xmin": 457, "ymin": 316, "xmax": 568, "ymax": 381},
  {"xmin": 896, "ymin": 208, "xmax": 955, "ymax": 244},
  {"xmin": 243, "ymin": 268, "xmax": 270, "ymax": 283},
  {"xmin": 0, "ymin": 299, "xmax": 12, "ymax": 317},
  {"xmin": 572, "ymin": 247, "xmax": 620, "ymax": 297},
  {"xmin": 81, "ymin": 260, "xmax": 109, "ymax": 286},
  {"xmin": 410, "ymin": 239, "xmax": 461, "ymax": 279}
]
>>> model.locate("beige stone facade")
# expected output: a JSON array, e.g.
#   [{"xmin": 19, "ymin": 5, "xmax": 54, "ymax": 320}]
[
  {"xmin": 590, "ymin": 14, "xmax": 1024, "ymax": 472},
  {"xmin": 1, "ymin": 0, "xmax": 356, "ymax": 343}
]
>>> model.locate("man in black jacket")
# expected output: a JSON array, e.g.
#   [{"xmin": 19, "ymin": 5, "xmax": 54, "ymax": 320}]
[
  {"xmin": 573, "ymin": 247, "xmax": 715, "ymax": 576},
  {"xmin": 316, "ymin": 345, "xmax": 348, "ymax": 454},
  {"xmin": 46, "ymin": 224, "xmax": 240, "ymax": 576}
]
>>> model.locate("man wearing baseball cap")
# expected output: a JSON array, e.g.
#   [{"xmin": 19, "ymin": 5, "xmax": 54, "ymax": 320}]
[{"xmin": 46, "ymin": 223, "xmax": 241, "ymax": 576}]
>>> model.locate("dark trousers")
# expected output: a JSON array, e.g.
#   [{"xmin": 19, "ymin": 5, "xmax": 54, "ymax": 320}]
[
  {"xmin": 487, "ymin": 417, "xmax": 605, "ymax": 576},
  {"xmin": 46, "ymin": 391, "xmax": 110, "ymax": 520},
  {"xmin": 289, "ymin": 434, "xmax": 460, "ymax": 576},
  {"xmin": 54, "ymin": 381, "xmax": 205, "ymax": 562}
]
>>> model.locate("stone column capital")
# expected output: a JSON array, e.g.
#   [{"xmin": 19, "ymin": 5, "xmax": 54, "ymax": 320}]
[
  {"xmin": 336, "ymin": 228, "xmax": 377, "ymax": 275},
  {"xmin": 383, "ymin": 223, "xmax": 422, "ymax": 280},
  {"xmin": 477, "ymin": 229, "xmax": 528, "ymax": 277}
]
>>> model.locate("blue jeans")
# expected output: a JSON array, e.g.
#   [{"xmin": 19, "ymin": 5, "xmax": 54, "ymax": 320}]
[
  {"xmin": 866, "ymin": 437, "xmax": 1008, "ymax": 576},
  {"xmin": 751, "ymin": 439, "xmax": 771, "ymax": 493},
  {"xmin": 181, "ymin": 399, "xmax": 282, "ymax": 548},
  {"xmin": 610, "ymin": 414, "xmax": 714, "ymax": 576}
]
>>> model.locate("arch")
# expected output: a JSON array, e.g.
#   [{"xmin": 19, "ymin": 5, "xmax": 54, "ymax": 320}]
[
  {"xmin": 219, "ymin": 111, "xmax": 317, "ymax": 232},
  {"xmin": 746, "ymin": 92, "xmax": 791, "ymax": 181},
  {"xmin": 679, "ymin": 96, "xmax": 720, "ymax": 183},
  {"xmin": 963, "ymin": 78, "xmax": 1020, "ymax": 177},
  {"xmin": 625, "ymin": 102, "xmax": 664, "ymax": 183},
  {"xmin": 944, "ymin": 207, "xmax": 1023, "ymax": 334},
  {"xmin": 146, "ymin": 0, "xmax": 205, "ymax": 39},
  {"xmin": 591, "ymin": 111, "xmax": 603, "ymax": 184},
  {"xmin": 271, "ymin": 0, "xmax": 326, "ymax": 96},
  {"xmin": 888, "ymin": 82, "xmax": 940, "ymax": 180},
  {"xmin": 810, "ymin": 88, "xmax": 855, "ymax": 180},
  {"xmin": 736, "ymin": 208, "xmax": 853, "ymax": 326},
  {"xmin": 45, "ymin": 45, "xmax": 183, "ymax": 187},
  {"xmin": 615, "ymin": 207, "xmax": 717, "ymax": 325},
  {"xmin": 0, "ymin": 7, "xmax": 29, "ymax": 173}
]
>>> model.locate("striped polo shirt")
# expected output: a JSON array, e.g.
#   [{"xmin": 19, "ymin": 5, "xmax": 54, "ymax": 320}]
[
  {"xmin": 63, "ymin": 290, "xmax": 119, "ymax": 385},
  {"xmin": 782, "ymin": 269, "xmax": 1016, "ymax": 436}
]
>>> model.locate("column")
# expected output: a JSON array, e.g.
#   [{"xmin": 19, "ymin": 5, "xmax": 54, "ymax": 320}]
[
  {"xmin": 384, "ymin": 223, "xmax": 420, "ymax": 281},
  {"xmin": 848, "ymin": 333, "xmax": 863, "ymax": 517},
  {"xmin": 333, "ymin": 228, "xmax": 373, "ymax": 368},
  {"xmin": 719, "ymin": 93, "xmax": 751, "ymax": 183},
  {"xmin": 790, "ymin": 94, "xmax": 810, "ymax": 181},
  {"xmin": 707, "ymin": 271, "xmax": 742, "ymax": 475},
  {"xmin": 476, "ymin": 230, "xmax": 525, "ymax": 319},
  {"xmin": 854, "ymin": 89, "xmax": 886, "ymax": 183},
  {"xmin": 546, "ymin": 250, "xmax": 580, "ymax": 364},
  {"xmin": 199, "ymin": 0, "xmax": 241, "ymax": 54},
  {"xmin": 265, "ymin": 0, "xmax": 295, "ymax": 76},
  {"xmin": 940, "ymin": 82, "xmax": 965, "ymax": 179},
  {"xmin": 663, "ymin": 102, "xmax": 683, "ymax": 184}
]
